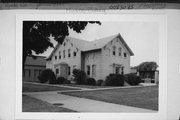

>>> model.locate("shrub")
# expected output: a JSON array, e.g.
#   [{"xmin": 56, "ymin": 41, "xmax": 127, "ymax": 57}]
[
  {"xmin": 105, "ymin": 74, "xmax": 124, "ymax": 86},
  {"xmin": 38, "ymin": 69, "xmax": 56, "ymax": 83},
  {"xmin": 85, "ymin": 78, "xmax": 96, "ymax": 85},
  {"xmin": 125, "ymin": 73, "xmax": 141, "ymax": 85},
  {"xmin": 63, "ymin": 80, "xmax": 71, "ymax": 84},
  {"xmin": 56, "ymin": 76, "xmax": 66, "ymax": 84},
  {"xmin": 72, "ymin": 69, "xmax": 86, "ymax": 85},
  {"xmin": 141, "ymin": 80, "xmax": 145, "ymax": 83},
  {"xmin": 96, "ymin": 79, "xmax": 104, "ymax": 86},
  {"xmin": 151, "ymin": 80, "xmax": 155, "ymax": 83},
  {"xmin": 101, "ymin": 81, "xmax": 106, "ymax": 86}
]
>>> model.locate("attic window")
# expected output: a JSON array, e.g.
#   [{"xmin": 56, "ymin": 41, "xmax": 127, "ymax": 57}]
[
  {"xmin": 119, "ymin": 47, "xmax": 122, "ymax": 56},
  {"xmin": 68, "ymin": 49, "xmax": 71, "ymax": 58},
  {"xmin": 71, "ymin": 43, "xmax": 73, "ymax": 47},
  {"xmin": 73, "ymin": 51, "xmax": 77, "ymax": 57},
  {"xmin": 64, "ymin": 42, "xmax": 66, "ymax": 46},
  {"xmin": 124, "ymin": 53, "xmax": 127, "ymax": 58},
  {"xmin": 59, "ymin": 51, "xmax": 61, "ymax": 59},
  {"xmin": 112, "ymin": 46, "xmax": 116, "ymax": 56},
  {"xmin": 63, "ymin": 50, "xmax": 65, "ymax": 58}
]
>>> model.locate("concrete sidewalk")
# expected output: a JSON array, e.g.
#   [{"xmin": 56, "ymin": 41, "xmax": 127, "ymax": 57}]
[{"xmin": 24, "ymin": 91, "xmax": 156, "ymax": 113}]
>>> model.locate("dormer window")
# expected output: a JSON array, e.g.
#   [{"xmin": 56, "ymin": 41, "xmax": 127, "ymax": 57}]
[{"xmin": 64, "ymin": 42, "xmax": 66, "ymax": 46}]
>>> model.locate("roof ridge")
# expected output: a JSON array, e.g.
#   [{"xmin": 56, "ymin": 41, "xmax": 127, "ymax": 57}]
[
  {"xmin": 66, "ymin": 36, "xmax": 90, "ymax": 43},
  {"xmin": 90, "ymin": 33, "xmax": 119, "ymax": 42}
]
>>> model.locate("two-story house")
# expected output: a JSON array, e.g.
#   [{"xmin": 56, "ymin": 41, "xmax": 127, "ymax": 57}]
[{"xmin": 46, "ymin": 33, "xmax": 134, "ymax": 81}]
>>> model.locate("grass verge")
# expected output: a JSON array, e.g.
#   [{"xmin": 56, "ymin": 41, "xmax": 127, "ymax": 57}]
[
  {"xmin": 62, "ymin": 86, "xmax": 158, "ymax": 110},
  {"xmin": 23, "ymin": 95, "xmax": 76, "ymax": 112},
  {"xmin": 23, "ymin": 82, "xmax": 81, "ymax": 92}
]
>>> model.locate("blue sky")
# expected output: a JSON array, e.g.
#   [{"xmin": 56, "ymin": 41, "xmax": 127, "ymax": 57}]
[{"xmin": 41, "ymin": 21, "xmax": 159, "ymax": 67}]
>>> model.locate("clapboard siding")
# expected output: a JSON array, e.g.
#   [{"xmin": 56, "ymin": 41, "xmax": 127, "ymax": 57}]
[{"xmin": 101, "ymin": 37, "xmax": 131, "ymax": 80}]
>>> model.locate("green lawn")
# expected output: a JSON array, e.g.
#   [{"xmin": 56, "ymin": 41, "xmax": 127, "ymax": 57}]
[
  {"xmin": 62, "ymin": 86, "xmax": 158, "ymax": 110},
  {"xmin": 23, "ymin": 95, "xmax": 76, "ymax": 112},
  {"xmin": 23, "ymin": 83, "xmax": 81, "ymax": 92}
]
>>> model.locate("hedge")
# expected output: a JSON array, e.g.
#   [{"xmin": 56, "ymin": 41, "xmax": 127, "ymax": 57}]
[
  {"xmin": 85, "ymin": 78, "xmax": 96, "ymax": 85},
  {"xmin": 72, "ymin": 69, "xmax": 86, "ymax": 85},
  {"xmin": 96, "ymin": 79, "xmax": 104, "ymax": 86}
]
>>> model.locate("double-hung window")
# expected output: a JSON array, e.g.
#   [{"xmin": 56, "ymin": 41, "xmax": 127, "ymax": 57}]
[
  {"xmin": 92, "ymin": 65, "xmax": 96, "ymax": 77},
  {"xmin": 68, "ymin": 49, "xmax": 71, "ymax": 58},
  {"xmin": 63, "ymin": 50, "xmax": 65, "ymax": 58},
  {"xmin": 112, "ymin": 46, "xmax": 116, "ymax": 56},
  {"xmin": 87, "ymin": 65, "xmax": 90, "ymax": 75},
  {"xmin": 119, "ymin": 47, "xmax": 122, "ymax": 56}
]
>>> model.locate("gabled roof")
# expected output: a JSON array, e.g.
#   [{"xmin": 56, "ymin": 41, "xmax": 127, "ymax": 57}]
[
  {"xmin": 47, "ymin": 33, "xmax": 134, "ymax": 59},
  {"xmin": 83, "ymin": 34, "xmax": 119, "ymax": 51}
]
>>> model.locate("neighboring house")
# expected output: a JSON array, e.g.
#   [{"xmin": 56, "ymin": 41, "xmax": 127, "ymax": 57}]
[
  {"xmin": 46, "ymin": 33, "xmax": 134, "ymax": 81},
  {"xmin": 138, "ymin": 70, "xmax": 159, "ymax": 83},
  {"xmin": 130, "ymin": 66, "xmax": 159, "ymax": 84},
  {"xmin": 23, "ymin": 55, "xmax": 46, "ymax": 82},
  {"xmin": 130, "ymin": 67, "xmax": 138, "ymax": 74}
]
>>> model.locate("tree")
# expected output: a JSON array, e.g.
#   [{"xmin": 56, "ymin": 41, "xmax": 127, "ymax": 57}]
[
  {"xmin": 23, "ymin": 21, "xmax": 101, "ymax": 68},
  {"xmin": 136, "ymin": 61, "xmax": 158, "ymax": 72}
]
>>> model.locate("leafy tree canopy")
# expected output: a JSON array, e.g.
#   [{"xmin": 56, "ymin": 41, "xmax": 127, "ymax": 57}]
[
  {"xmin": 136, "ymin": 61, "xmax": 158, "ymax": 72},
  {"xmin": 23, "ymin": 21, "xmax": 101, "ymax": 65}
]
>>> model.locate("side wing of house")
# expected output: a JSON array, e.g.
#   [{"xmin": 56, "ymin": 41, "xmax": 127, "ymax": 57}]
[
  {"xmin": 101, "ymin": 36, "xmax": 132, "ymax": 80},
  {"xmin": 82, "ymin": 49, "xmax": 102, "ymax": 80},
  {"xmin": 24, "ymin": 56, "xmax": 46, "ymax": 82},
  {"xmin": 46, "ymin": 38, "xmax": 82, "ymax": 80}
]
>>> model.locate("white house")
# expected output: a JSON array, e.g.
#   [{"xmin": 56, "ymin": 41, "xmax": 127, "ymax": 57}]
[{"xmin": 46, "ymin": 33, "xmax": 134, "ymax": 81}]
